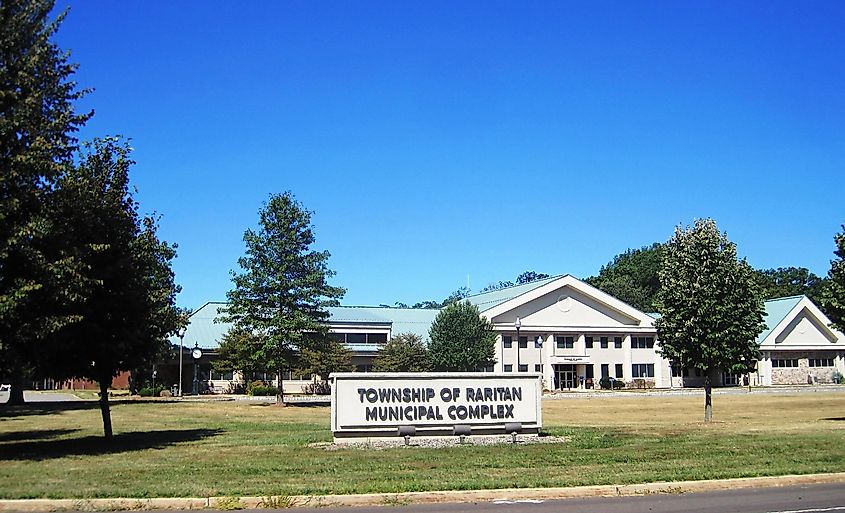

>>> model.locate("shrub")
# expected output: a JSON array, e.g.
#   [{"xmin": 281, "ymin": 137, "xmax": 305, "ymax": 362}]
[
  {"xmin": 302, "ymin": 381, "xmax": 331, "ymax": 395},
  {"xmin": 225, "ymin": 382, "xmax": 246, "ymax": 394},
  {"xmin": 246, "ymin": 380, "xmax": 278, "ymax": 396},
  {"xmin": 631, "ymin": 379, "xmax": 655, "ymax": 389},
  {"xmin": 598, "ymin": 377, "xmax": 625, "ymax": 390},
  {"xmin": 159, "ymin": 389, "xmax": 172, "ymax": 398},
  {"xmin": 833, "ymin": 370, "xmax": 843, "ymax": 384},
  {"xmin": 139, "ymin": 386, "xmax": 164, "ymax": 397}
]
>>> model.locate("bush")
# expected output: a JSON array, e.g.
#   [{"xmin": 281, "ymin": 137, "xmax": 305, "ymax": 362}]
[
  {"xmin": 246, "ymin": 380, "xmax": 278, "ymax": 396},
  {"xmin": 225, "ymin": 382, "xmax": 246, "ymax": 394},
  {"xmin": 630, "ymin": 379, "xmax": 655, "ymax": 389},
  {"xmin": 833, "ymin": 370, "xmax": 843, "ymax": 384},
  {"xmin": 159, "ymin": 389, "xmax": 172, "ymax": 398},
  {"xmin": 302, "ymin": 381, "xmax": 331, "ymax": 395},
  {"xmin": 598, "ymin": 377, "xmax": 625, "ymax": 390},
  {"xmin": 139, "ymin": 386, "xmax": 164, "ymax": 397}
]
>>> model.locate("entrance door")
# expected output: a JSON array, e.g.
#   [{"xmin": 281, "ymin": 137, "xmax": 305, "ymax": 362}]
[{"xmin": 555, "ymin": 364, "xmax": 577, "ymax": 390}]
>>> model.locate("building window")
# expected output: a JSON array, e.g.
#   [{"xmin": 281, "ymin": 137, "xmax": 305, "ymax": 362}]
[
  {"xmin": 518, "ymin": 364, "xmax": 528, "ymax": 372},
  {"xmin": 601, "ymin": 364, "xmax": 609, "ymax": 378},
  {"xmin": 483, "ymin": 365, "xmax": 495, "ymax": 372},
  {"xmin": 332, "ymin": 333, "xmax": 388, "ymax": 344},
  {"xmin": 632, "ymin": 364, "xmax": 655, "ymax": 378},
  {"xmin": 556, "ymin": 336, "xmax": 574, "ymax": 349},
  {"xmin": 614, "ymin": 336, "xmax": 623, "ymax": 349},
  {"xmin": 210, "ymin": 370, "xmax": 234, "ymax": 381},
  {"xmin": 600, "ymin": 337, "xmax": 608, "ymax": 349},
  {"xmin": 354, "ymin": 364, "xmax": 373, "ymax": 373},
  {"xmin": 346, "ymin": 333, "xmax": 366, "ymax": 344},
  {"xmin": 518, "ymin": 336, "xmax": 528, "ymax": 348},
  {"xmin": 368, "ymin": 333, "xmax": 387, "ymax": 344},
  {"xmin": 809, "ymin": 358, "xmax": 834, "ymax": 367},
  {"xmin": 772, "ymin": 359, "xmax": 800, "ymax": 368},
  {"xmin": 504, "ymin": 364, "xmax": 513, "ymax": 372},
  {"xmin": 503, "ymin": 336, "xmax": 513, "ymax": 348},
  {"xmin": 671, "ymin": 364, "xmax": 689, "ymax": 378},
  {"xmin": 615, "ymin": 363, "xmax": 623, "ymax": 379},
  {"xmin": 534, "ymin": 364, "xmax": 543, "ymax": 372},
  {"xmin": 585, "ymin": 336, "xmax": 594, "ymax": 348},
  {"xmin": 632, "ymin": 336, "xmax": 655, "ymax": 349}
]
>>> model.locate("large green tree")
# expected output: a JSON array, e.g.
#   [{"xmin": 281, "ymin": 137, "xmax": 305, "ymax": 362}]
[
  {"xmin": 220, "ymin": 192, "xmax": 345, "ymax": 405},
  {"xmin": 43, "ymin": 139, "xmax": 182, "ymax": 438},
  {"xmin": 820, "ymin": 225, "xmax": 845, "ymax": 332},
  {"xmin": 655, "ymin": 219, "xmax": 766, "ymax": 421},
  {"xmin": 586, "ymin": 243, "xmax": 664, "ymax": 312},
  {"xmin": 428, "ymin": 301, "xmax": 496, "ymax": 372},
  {"xmin": 298, "ymin": 338, "xmax": 353, "ymax": 383},
  {"xmin": 374, "ymin": 333, "xmax": 431, "ymax": 372},
  {"xmin": 0, "ymin": 0, "xmax": 91, "ymax": 404}
]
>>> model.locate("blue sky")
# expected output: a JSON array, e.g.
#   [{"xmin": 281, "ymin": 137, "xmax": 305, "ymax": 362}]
[{"xmin": 54, "ymin": 1, "xmax": 844, "ymax": 310}]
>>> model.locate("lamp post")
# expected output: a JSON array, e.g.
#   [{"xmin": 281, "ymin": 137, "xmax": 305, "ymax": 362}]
[
  {"xmin": 515, "ymin": 317, "xmax": 521, "ymax": 371},
  {"xmin": 177, "ymin": 327, "xmax": 186, "ymax": 397}
]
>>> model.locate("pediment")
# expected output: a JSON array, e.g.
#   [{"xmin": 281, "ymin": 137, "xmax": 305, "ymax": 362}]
[{"xmin": 769, "ymin": 306, "xmax": 839, "ymax": 346}]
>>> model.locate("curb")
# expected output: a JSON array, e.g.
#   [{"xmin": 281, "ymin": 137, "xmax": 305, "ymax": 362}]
[{"xmin": 2, "ymin": 472, "xmax": 845, "ymax": 511}]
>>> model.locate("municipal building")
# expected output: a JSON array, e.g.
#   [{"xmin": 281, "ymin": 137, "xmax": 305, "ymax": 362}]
[{"xmin": 177, "ymin": 275, "xmax": 845, "ymax": 393}]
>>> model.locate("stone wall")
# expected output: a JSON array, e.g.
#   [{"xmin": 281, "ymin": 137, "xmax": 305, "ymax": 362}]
[{"xmin": 770, "ymin": 351, "xmax": 838, "ymax": 385}]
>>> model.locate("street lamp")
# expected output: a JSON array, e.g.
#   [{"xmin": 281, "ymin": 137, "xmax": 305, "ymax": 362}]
[
  {"xmin": 177, "ymin": 326, "xmax": 186, "ymax": 397},
  {"xmin": 515, "ymin": 317, "xmax": 521, "ymax": 371}
]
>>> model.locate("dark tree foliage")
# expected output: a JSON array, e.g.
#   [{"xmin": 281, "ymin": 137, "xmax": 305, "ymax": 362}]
[
  {"xmin": 428, "ymin": 301, "xmax": 496, "ymax": 372},
  {"xmin": 753, "ymin": 267, "xmax": 827, "ymax": 303},
  {"xmin": 220, "ymin": 192, "xmax": 345, "ymax": 405},
  {"xmin": 43, "ymin": 139, "xmax": 182, "ymax": 438},
  {"xmin": 655, "ymin": 219, "xmax": 766, "ymax": 422},
  {"xmin": 516, "ymin": 271, "xmax": 550, "ymax": 285},
  {"xmin": 298, "ymin": 338, "xmax": 353, "ymax": 381},
  {"xmin": 213, "ymin": 327, "xmax": 269, "ymax": 376},
  {"xmin": 585, "ymin": 243, "xmax": 664, "ymax": 312},
  {"xmin": 373, "ymin": 333, "xmax": 431, "ymax": 372},
  {"xmin": 0, "ymin": 0, "xmax": 91, "ymax": 404},
  {"xmin": 820, "ymin": 225, "xmax": 845, "ymax": 332}
]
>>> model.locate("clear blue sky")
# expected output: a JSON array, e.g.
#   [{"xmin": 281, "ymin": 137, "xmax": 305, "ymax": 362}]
[{"xmin": 54, "ymin": 1, "xmax": 844, "ymax": 310}]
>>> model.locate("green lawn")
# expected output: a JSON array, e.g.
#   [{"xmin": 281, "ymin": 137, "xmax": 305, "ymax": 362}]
[{"xmin": 1, "ymin": 392, "xmax": 844, "ymax": 499}]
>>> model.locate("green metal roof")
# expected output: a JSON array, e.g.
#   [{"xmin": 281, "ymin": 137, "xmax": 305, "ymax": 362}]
[
  {"xmin": 757, "ymin": 295, "xmax": 804, "ymax": 343},
  {"xmin": 464, "ymin": 275, "xmax": 562, "ymax": 312}
]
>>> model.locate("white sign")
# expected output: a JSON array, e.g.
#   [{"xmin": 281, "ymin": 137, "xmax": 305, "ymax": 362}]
[{"xmin": 330, "ymin": 372, "xmax": 542, "ymax": 441}]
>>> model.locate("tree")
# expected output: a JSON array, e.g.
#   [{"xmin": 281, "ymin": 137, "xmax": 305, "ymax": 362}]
[
  {"xmin": 298, "ymin": 338, "xmax": 353, "ymax": 382},
  {"xmin": 213, "ymin": 327, "xmax": 269, "ymax": 378},
  {"xmin": 586, "ymin": 243, "xmax": 664, "ymax": 312},
  {"xmin": 516, "ymin": 271, "xmax": 550, "ymax": 284},
  {"xmin": 753, "ymin": 267, "xmax": 826, "ymax": 302},
  {"xmin": 428, "ymin": 301, "xmax": 496, "ymax": 372},
  {"xmin": 654, "ymin": 219, "xmax": 766, "ymax": 422},
  {"xmin": 42, "ymin": 138, "xmax": 182, "ymax": 438},
  {"xmin": 820, "ymin": 225, "xmax": 845, "ymax": 332},
  {"xmin": 0, "ymin": 0, "xmax": 91, "ymax": 404},
  {"xmin": 220, "ymin": 192, "xmax": 345, "ymax": 405},
  {"xmin": 441, "ymin": 286, "xmax": 471, "ymax": 306},
  {"xmin": 374, "ymin": 333, "xmax": 431, "ymax": 372}
]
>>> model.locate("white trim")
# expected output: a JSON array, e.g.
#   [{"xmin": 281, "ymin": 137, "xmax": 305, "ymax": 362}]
[{"xmin": 761, "ymin": 297, "xmax": 843, "ymax": 349}]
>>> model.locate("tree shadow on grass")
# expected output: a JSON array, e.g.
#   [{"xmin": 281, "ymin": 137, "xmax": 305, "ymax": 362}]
[
  {"xmin": 0, "ymin": 428, "xmax": 222, "ymax": 461},
  {"xmin": 0, "ymin": 399, "xmax": 176, "ymax": 418},
  {"xmin": 822, "ymin": 417, "xmax": 845, "ymax": 421},
  {"xmin": 0, "ymin": 428, "xmax": 80, "ymax": 443}
]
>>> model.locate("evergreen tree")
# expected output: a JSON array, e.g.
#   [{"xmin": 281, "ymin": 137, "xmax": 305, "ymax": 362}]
[
  {"xmin": 0, "ymin": 0, "xmax": 91, "ymax": 403},
  {"xmin": 428, "ymin": 301, "xmax": 496, "ymax": 372},
  {"xmin": 655, "ymin": 219, "xmax": 765, "ymax": 421},
  {"xmin": 220, "ymin": 192, "xmax": 345, "ymax": 405}
]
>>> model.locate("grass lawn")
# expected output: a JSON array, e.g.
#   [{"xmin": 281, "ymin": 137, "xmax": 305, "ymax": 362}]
[{"xmin": 1, "ymin": 392, "xmax": 844, "ymax": 499}]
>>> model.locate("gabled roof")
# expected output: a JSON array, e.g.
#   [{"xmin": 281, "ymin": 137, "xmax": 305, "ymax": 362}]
[
  {"xmin": 327, "ymin": 306, "xmax": 440, "ymax": 341},
  {"xmin": 169, "ymin": 301, "xmax": 232, "ymax": 350},
  {"xmin": 465, "ymin": 276, "xmax": 560, "ymax": 311},
  {"xmin": 757, "ymin": 296, "xmax": 803, "ymax": 343}
]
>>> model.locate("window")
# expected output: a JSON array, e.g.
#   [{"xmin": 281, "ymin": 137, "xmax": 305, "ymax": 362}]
[
  {"xmin": 330, "ymin": 333, "xmax": 388, "ymax": 344},
  {"xmin": 504, "ymin": 364, "xmax": 513, "ymax": 372},
  {"xmin": 283, "ymin": 370, "xmax": 309, "ymax": 380},
  {"xmin": 809, "ymin": 358, "xmax": 834, "ymax": 367},
  {"xmin": 368, "ymin": 333, "xmax": 387, "ymax": 344},
  {"xmin": 772, "ymin": 359, "xmax": 800, "ymax": 368},
  {"xmin": 615, "ymin": 363, "xmax": 623, "ymax": 379},
  {"xmin": 346, "ymin": 333, "xmax": 366, "ymax": 344},
  {"xmin": 614, "ymin": 336, "xmax": 623, "ymax": 349},
  {"xmin": 518, "ymin": 364, "xmax": 528, "ymax": 372},
  {"xmin": 600, "ymin": 337, "xmax": 608, "ymax": 349},
  {"xmin": 534, "ymin": 364, "xmax": 543, "ymax": 372},
  {"xmin": 601, "ymin": 364, "xmax": 609, "ymax": 378},
  {"xmin": 483, "ymin": 365, "xmax": 494, "ymax": 372},
  {"xmin": 503, "ymin": 336, "xmax": 513, "ymax": 348},
  {"xmin": 632, "ymin": 336, "xmax": 655, "ymax": 349},
  {"xmin": 210, "ymin": 370, "xmax": 234, "ymax": 381},
  {"xmin": 556, "ymin": 336, "xmax": 574, "ymax": 349},
  {"xmin": 518, "ymin": 336, "xmax": 528, "ymax": 348},
  {"xmin": 355, "ymin": 364, "xmax": 373, "ymax": 373},
  {"xmin": 632, "ymin": 363, "xmax": 655, "ymax": 378},
  {"xmin": 585, "ymin": 336, "xmax": 594, "ymax": 348},
  {"xmin": 671, "ymin": 364, "xmax": 690, "ymax": 378}
]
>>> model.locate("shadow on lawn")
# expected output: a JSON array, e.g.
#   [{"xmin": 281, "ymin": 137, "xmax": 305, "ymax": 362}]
[
  {"xmin": 0, "ymin": 399, "xmax": 173, "ymax": 418},
  {"xmin": 0, "ymin": 428, "xmax": 80, "ymax": 443},
  {"xmin": 0, "ymin": 428, "xmax": 222, "ymax": 461}
]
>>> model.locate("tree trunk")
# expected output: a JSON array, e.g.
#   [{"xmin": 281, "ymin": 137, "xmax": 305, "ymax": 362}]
[
  {"xmin": 275, "ymin": 369, "xmax": 286, "ymax": 406},
  {"xmin": 7, "ymin": 365, "xmax": 26, "ymax": 405},
  {"xmin": 704, "ymin": 374, "xmax": 713, "ymax": 422},
  {"xmin": 99, "ymin": 380, "xmax": 113, "ymax": 439}
]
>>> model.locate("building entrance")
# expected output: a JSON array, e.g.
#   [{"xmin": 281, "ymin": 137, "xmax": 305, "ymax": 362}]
[{"xmin": 555, "ymin": 364, "xmax": 577, "ymax": 390}]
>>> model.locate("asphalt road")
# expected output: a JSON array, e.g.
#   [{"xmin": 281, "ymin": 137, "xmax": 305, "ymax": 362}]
[
  {"xmin": 0, "ymin": 391, "xmax": 81, "ymax": 403},
  {"xmin": 224, "ymin": 483, "xmax": 845, "ymax": 513}
]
